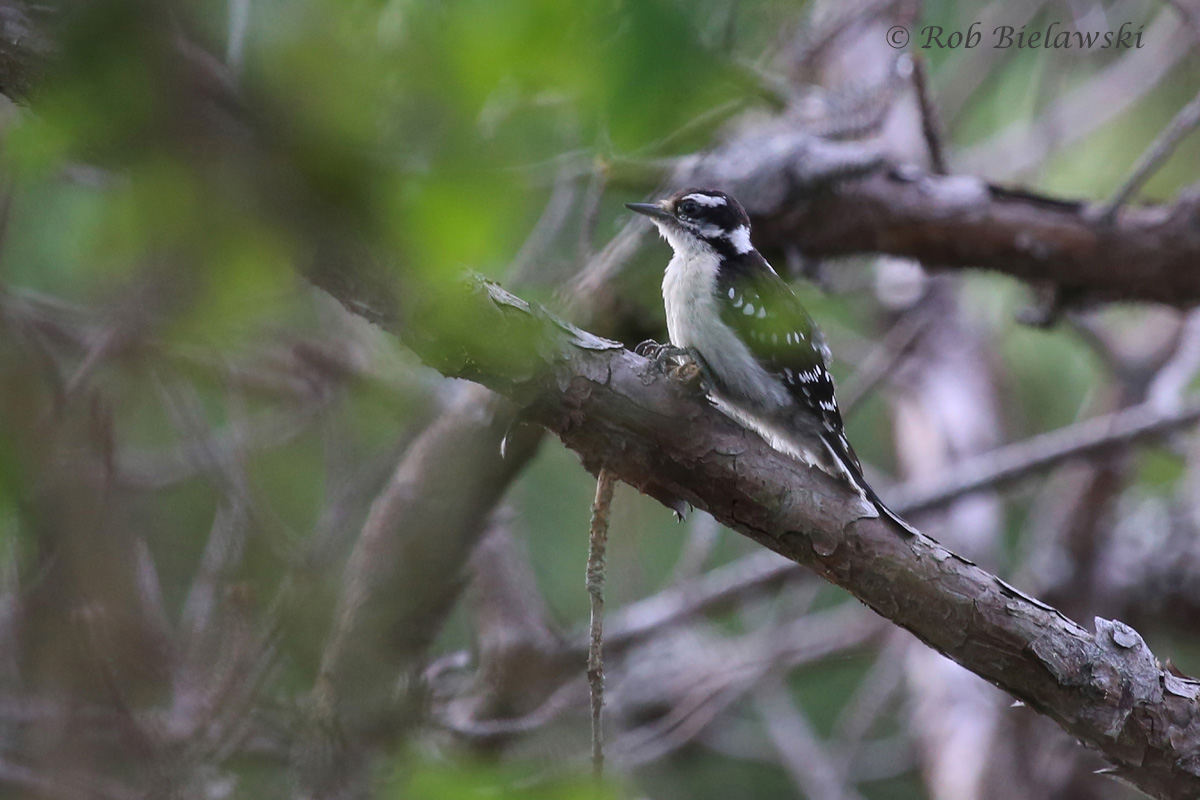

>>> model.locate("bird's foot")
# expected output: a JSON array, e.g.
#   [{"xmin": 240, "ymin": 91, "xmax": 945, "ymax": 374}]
[
  {"xmin": 635, "ymin": 340, "xmax": 705, "ymax": 387},
  {"xmin": 635, "ymin": 339, "xmax": 676, "ymax": 360},
  {"xmin": 636, "ymin": 339, "xmax": 688, "ymax": 369}
]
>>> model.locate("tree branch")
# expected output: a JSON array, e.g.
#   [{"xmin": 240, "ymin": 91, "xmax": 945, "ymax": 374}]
[
  {"xmin": 894, "ymin": 397, "xmax": 1200, "ymax": 515},
  {"xmin": 750, "ymin": 166, "xmax": 1200, "ymax": 308},
  {"xmin": 1098, "ymin": 84, "xmax": 1200, "ymax": 224},
  {"xmin": 316, "ymin": 272, "xmax": 1200, "ymax": 799}
]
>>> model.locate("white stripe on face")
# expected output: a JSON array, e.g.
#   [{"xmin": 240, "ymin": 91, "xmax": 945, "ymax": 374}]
[
  {"xmin": 691, "ymin": 223, "xmax": 725, "ymax": 239},
  {"xmin": 684, "ymin": 193, "xmax": 726, "ymax": 207},
  {"xmin": 726, "ymin": 225, "xmax": 753, "ymax": 254}
]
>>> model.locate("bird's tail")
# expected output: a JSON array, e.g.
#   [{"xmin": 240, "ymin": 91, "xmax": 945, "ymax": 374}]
[
  {"xmin": 819, "ymin": 431, "xmax": 918, "ymax": 536},
  {"xmin": 709, "ymin": 395, "xmax": 918, "ymax": 535}
]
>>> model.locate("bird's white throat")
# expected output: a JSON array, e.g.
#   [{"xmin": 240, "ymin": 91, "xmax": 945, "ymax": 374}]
[{"xmin": 656, "ymin": 224, "xmax": 790, "ymax": 411}]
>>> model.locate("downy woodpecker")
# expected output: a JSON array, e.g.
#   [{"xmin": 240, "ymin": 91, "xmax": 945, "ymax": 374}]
[{"xmin": 626, "ymin": 188, "xmax": 916, "ymax": 535}]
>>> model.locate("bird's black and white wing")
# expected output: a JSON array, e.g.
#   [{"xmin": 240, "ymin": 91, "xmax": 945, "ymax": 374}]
[
  {"xmin": 714, "ymin": 254, "xmax": 918, "ymax": 535},
  {"xmin": 714, "ymin": 253, "xmax": 846, "ymax": 442}
]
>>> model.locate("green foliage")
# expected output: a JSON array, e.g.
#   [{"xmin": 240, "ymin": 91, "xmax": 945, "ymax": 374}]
[
  {"xmin": 389, "ymin": 759, "xmax": 620, "ymax": 800},
  {"xmin": 1136, "ymin": 447, "xmax": 1187, "ymax": 492}
]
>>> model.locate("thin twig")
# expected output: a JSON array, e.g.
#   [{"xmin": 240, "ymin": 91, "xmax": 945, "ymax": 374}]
[
  {"xmin": 574, "ymin": 550, "xmax": 801, "ymax": 657},
  {"xmin": 586, "ymin": 467, "xmax": 616, "ymax": 779},
  {"xmin": 720, "ymin": 0, "xmax": 740, "ymax": 53},
  {"xmin": 937, "ymin": 0, "xmax": 1050, "ymax": 124},
  {"xmin": 561, "ymin": 217, "xmax": 650, "ymax": 324},
  {"xmin": 755, "ymin": 676, "xmax": 868, "ymax": 800},
  {"xmin": 226, "ymin": 0, "xmax": 250, "ymax": 76},
  {"xmin": 1148, "ymin": 310, "xmax": 1200, "ymax": 413},
  {"xmin": 894, "ymin": 397, "xmax": 1200, "ymax": 515},
  {"xmin": 613, "ymin": 605, "xmax": 882, "ymax": 767},
  {"xmin": 63, "ymin": 325, "xmax": 125, "ymax": 398},
  {"xmin": 832, "ymin": 633, "xmax": 908, "ymax": 779},
  {"xmin": 0, "ymin": 759, "xmax": 140, "ymax": 800},
  {"xmin": 117, "ymin": 404, "xmax": 322, "ymax": 490},
  {"xmin": 133, "ymin": 538, "xmax": 175, "ymax": 655},
  {"xmin": 632, "ymin": 99, "xmax": 746, "ymax": 158},
  {"xmin": 1165, "ymin": 0, "xmax": 1200, "ymax": 49},
  {"xmin": 910, "ymin": 55, "xmax": 948, "ymax": 176},
  {"xmin": 178, "ymin": 502, "xmax": 249, "ymax": 649},
  {"xmin": 577, "ymin": 165, "xmax": 607, "ymax": 266},
  {"xmin": 1099, "ymin": 84, "xmax": 1200, "ymax": 224},
  {"xmin": 440, "ymin": 680, "xmax": 583, "ymax": 740},
  {"xmin": 839, "ymin": 307, "xmax": 931, "ymax": 416},
  {"xmin": 959, "ymin": 10, "xmax": 1190, "ymax": 178},
  {"xmin": 507, "ymin": 165, "xmax": 580, "ymax": 286},
  {"xmin": 422, "ymin": 550, "xmax": 799, "ymax": 699},
  {"xmin": 668, "ymin": 511, "xmax": 723, "ymax": 584}
]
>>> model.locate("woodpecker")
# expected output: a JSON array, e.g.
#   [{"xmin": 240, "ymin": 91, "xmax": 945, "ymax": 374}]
[{"xmin": 626, "ymin": 188, "xmax": 916, "ymax": 535}]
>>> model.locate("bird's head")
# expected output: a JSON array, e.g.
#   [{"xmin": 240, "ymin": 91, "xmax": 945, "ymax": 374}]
[{"xmin": 626, "ymin": 188, "xmax": 754, "ymax": 258}]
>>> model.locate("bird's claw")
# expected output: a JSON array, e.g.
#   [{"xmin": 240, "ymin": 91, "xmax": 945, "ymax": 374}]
[
  {"xmin": 635, "ymin": 340, "xmax": 707, "ymax": 388},
  {"xmin": 635, "ymin": 339, "xmax": 669, "ymax": 359},
  {"xmin": 636, "ymin": 339, "xmax": 691, "ymax": 371}
]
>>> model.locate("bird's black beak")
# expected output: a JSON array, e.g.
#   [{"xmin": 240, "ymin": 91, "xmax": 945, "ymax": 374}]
[{"xmin": 625, "ymin": 202, "xmax": 673, "ymax": 222}]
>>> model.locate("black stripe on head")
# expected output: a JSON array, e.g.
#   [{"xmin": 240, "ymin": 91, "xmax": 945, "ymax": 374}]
[{"xmin": 668, "ymin": 188, "xmax": 755, "ymax": 255}]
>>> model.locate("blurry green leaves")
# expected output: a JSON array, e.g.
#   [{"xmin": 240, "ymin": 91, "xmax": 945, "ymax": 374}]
[
  {"xmin": 1136, "ymin": 447, "xmax": 1187, "ymax": 493},
  {"xmin": 389, "ymin": 758, "xmax": 620, "ymax": 800},
  {"xmin": 3, "ymin": 0, "xmax": 757, "ymax": 355},
  {"xmin": 594, "ymin": 0, "xmax": 748, "ymax": 147},
  {"xmin": 250, "ymin": 0, "xmax": 750, "ymax": 275},
  {"xmin": 29, "ymin": 0, "xmax": 185, "ymax": 167},
  {"xmin": 4, "ymin": 143, "xmax": 297, "ymax": 346},
  {"xmin": 4, "ymin": 109, "xmax": 72, "ymax": 177},
  {"xmin": 416, "ymin": 0, "xmax": 744, "ymax": 149}
]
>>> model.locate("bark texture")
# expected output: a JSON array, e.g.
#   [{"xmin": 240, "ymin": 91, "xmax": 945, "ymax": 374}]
[{"xmin": 316, "ymin": 274, "xmax": 1200, "ymax": 800}]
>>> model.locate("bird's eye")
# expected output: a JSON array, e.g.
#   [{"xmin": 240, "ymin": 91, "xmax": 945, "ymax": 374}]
[{"xmin": 678, "ymin": 200, "xmax": 699, "ymax": 217}]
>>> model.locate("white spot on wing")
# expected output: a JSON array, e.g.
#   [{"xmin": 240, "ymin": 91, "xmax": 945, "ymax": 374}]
[{"xmin": 743, "ymin": 303, "xmax": 755, "ymax": 316}]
